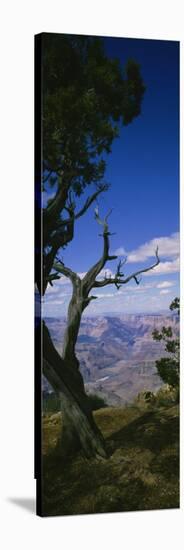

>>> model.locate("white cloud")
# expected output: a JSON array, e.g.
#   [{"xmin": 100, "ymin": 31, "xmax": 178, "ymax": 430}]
[
  {"xmin": 117, "ymin": 283, "xmax": 153, "ymax": 293},
  {"xmin": 144, "ymin": 257, "xmax": 179, "ymax": 276},
  {"xmin": 42, "ymin": 230, "xmax": 179, "ymax": 318},
  {"xmin": 78, "ymin": 271, "xmax": 87, "ymax": 279},
  {"xmin": 98, "ymin": 268, "xmax": 115, "ymax": 279},
  {"xmin": 43, "ymin": 298, "xmax": 65, "ymax": 306},
  {"xmin": 156, "ymin": 281, "xmax": 175, "ymax": 289},
  {"xmin": 95, "ymin": 292, "xmax": 116, "ymax": 299},
  {"xmin": 114, "ymin": 246, "xmax": 126, "ymax": 257},
  {"xmin": 45, "ymin": 282, "xmax": 64, "ymax": 294},
  {"xmin": 127, "ymin": 233, "xmax": 179, "ymax": 263},
  {"xmin": 115, "ymin": 232, "xmax": 179, "ymax": 264}
]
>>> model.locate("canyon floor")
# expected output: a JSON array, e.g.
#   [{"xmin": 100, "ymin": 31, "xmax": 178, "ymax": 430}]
[{"xmin": 43, "ymin": 314, "xmax": 179, "ymax": 405}]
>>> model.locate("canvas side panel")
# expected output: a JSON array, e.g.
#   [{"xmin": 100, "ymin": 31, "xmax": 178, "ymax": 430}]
[{"xmin": 34, "ymin": 33, "xmax": 43, "ymax": 517}]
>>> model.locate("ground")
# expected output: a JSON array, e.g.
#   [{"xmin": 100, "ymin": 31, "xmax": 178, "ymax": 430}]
[{"xmin": 42, "ymin": 403, "xmax": 179, "ymax": 516}]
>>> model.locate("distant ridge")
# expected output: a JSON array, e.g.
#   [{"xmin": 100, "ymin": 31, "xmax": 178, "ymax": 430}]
[{"xmin": 43, "ymin": 314, "xmax": 179, "ymax": 405}]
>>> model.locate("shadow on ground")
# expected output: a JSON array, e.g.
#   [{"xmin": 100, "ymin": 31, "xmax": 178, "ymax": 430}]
[
  {"xmin": 108, "ymin": 409, "xmax": 179, "ymax": 454},
  {"xmin": 8, "ymin": 498, "xmax": 35, "ymax": 514},
  {"xmin": 41, "ymin": 404, "xmax": 179, "ymax": 517}
]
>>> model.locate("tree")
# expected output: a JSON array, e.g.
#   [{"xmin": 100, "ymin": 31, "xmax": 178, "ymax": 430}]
[
  {"xmin": 152, "ymin": 298, "xmax": 180, "ymax": 396},
  {"xmin": 36, "ymin": 33, "xmax": 145, "ymax": 295},
  {"xmin": 43, "ymin": 209, "xmax": 159, "ymax": 458},
  {"xmin": 35, "ymin": 33, "xmax": 147, "ymax": 459}
]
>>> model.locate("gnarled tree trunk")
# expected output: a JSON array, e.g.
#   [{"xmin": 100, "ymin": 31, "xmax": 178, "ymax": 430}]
[
  {"xmin": 42, "ymin": 322, "xmax": 107, "ymax": 459},
  {"xmin": 41, "ymin": 210, "xmax": 159, "ymax": 460}
]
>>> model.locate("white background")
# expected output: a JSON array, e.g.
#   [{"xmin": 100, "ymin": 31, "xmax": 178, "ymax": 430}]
[{"xmin": 0, "ymin": 1, "xmax": 183, "ymax": 548}]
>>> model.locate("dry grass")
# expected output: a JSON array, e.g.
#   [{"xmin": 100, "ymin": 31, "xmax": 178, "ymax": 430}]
[{"xmin": 41, "ymin": 404, "xmax": 179, "ymax": 516}]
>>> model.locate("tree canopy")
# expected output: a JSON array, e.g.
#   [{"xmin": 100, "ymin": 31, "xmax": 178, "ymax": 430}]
[
  {"xmin": 42, "ymin": 34, "xmax": 145, "ymax": 191},
  {"xmin": 152, "ymin": 298, "xmax": 180, "ymax": 392},
  {"xmin": 35, "ymin": 33, "xmax": 147, "ymax": 459},
  {"xmin": 37, "ymin": 34, "xmax": 145, "ymax": 294}
]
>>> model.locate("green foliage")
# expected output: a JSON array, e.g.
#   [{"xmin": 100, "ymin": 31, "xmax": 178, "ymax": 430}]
[
  {"xmin": 170, "ymin": 297, "xmax": 180, "ymax": 313},
  {"xmin": 155, "ymin": 358, "xmax": 179, "ymax": 388},
  {"xmin": 152, "ymin": 298, "xmax": 180, "ymax": 393},
  {"xmin": 136, "ymin": 390, "xmax": 156, "ymax": 408},
  {"xmin": 87, "ymin": 393, "xmax": 108, "ymax": 411},
  {"xmin": 42, "ymin": 33, "xmax": 145, "ymax": 194},
  {"xmin": 155, "ymin": 385, "xmax": 179, "ymax": 407},
  {"xmin": 37, "ymin": 34, "xmax": 146, "ymax": 295},
  {"xmin": 143, "ymin": 391, "xmax": 155, "ymax": 402},
  {"xmin": 136, "ymin": 386, "xmax": 179, "ymax": 408}
]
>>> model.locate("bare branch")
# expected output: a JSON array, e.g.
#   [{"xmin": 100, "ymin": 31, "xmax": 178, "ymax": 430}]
[
  {"xmin": 53, "ymin": 261, "xmax": 80, "ymax": 286},
  {"xmin": 117, "ymin": 258, "xmax": 127, "ymax": 276},
  {"xmin": 82, "ymin": 295, "xmax": 98, "ymax": 310},
  {"xmin": 75, "ymin": 184, "xmax": 109, "ymax": 220},
  {"xmin": 55, "ymin": 183, "xmax": 109, "ymax": 228},
  {"xmin": 45, "ymin": 183, "xmax": 109, "ymax": 252},
  {"xmin": 64, "ymin": 190, "xmax": 76, "ymax": 216},
  {"xmin": 82, "ymin": 207, "xmax": 114, "ymax": 293},
  {"xmin": 46, "ymin": 273, "xmax": 61, "ymax": 287},
  {"xmin": 94, "ymin": 247, "xmax": 160, "ymax": 288},
  {"xmin": 122, "ymin": 246, "xmax": 159, "ymax": 284},
  {"xmin": 43, "ymin": 185, "xmax": 108, "ymax": 294},
  {"xmin": 94, "ymin": 206, "xmax": 113, "ymax": 230},
  {"xmin": 108, "ymin": 254, "xmax": 118, "ymax": 261}
]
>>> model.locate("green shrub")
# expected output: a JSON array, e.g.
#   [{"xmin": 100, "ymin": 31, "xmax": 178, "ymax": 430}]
[
  {"xmin": 136, "ymin": 385, "xmax": 179, "ymax": 409},
  {"xmin": 87, "ymin": 393, "xmax": 108, "ymax": 411},
  {"xmin": 152, "ymin": 298, "xmax": 179, "ymax": 394},
  {"xmin": 155, "ymin": 385, "xmax": 179, "ymax": 407},
  {"xmin": 136, "ymin": 391, "xmax": 156, "ymax": 408}
]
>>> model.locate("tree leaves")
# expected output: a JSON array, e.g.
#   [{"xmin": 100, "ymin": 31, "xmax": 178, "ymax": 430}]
[
  {"xmin": 42, "ymin": 34, "xmax": 145, "ymax": 192},
  {"xmin": 152, "ymin": 299, "xmax": 180, "ymax": 390}
]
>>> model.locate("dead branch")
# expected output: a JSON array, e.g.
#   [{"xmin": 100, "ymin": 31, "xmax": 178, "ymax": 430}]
[
  {"xmin": 94, "ymin": 246, "xmax": 160, "ymax": 288},
  {"xmin": 51, "ymin": 183, "xmax": 109, "ymax": 230},
  {"xmin": 54, "ymin": 210, "xmax": 159, "ymax": 311},
  {"xmin": 75, "ymin": 183, "xmax": 109, "ymax": 220},
  {"xmin": 82, "ymin": 207, "xmax": 117, "ymax": 294},
  {"xmin": 53, "ymin": 261, "xmax": 80, "ymax": 286}
]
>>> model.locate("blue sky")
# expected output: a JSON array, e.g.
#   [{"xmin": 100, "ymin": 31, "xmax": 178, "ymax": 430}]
[{"xmin": 42, "ymin": 37, "xmax": 179, "ymax": 317}]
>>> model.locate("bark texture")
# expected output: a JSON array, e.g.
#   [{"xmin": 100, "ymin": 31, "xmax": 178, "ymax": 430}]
[{"xmin": 42, "ymin": 322, "xmax": 107, "ymax": 459}]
